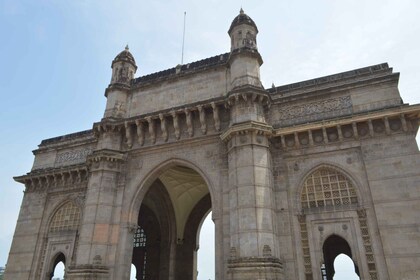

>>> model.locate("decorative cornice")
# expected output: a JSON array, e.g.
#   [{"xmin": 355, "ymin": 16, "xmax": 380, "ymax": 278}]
[
  {"xmin": 226, "ymin": 86, "xmax": 271, "ymax": 108},
  {"xmin": 87, "ymin": 149, "xmax": 126, "ymax": 164},
  {"xmin": 95, "ymin": 99, "xmax": 226, "ymax": 148},
  {"xmin": 220, "ymin": 121, "xmax": 273, "ymax": 142},
  {"xmin": 272, "ymin": 104, "xmax": 420, "ymax": 150},
  {"xmin": 104, "ymin": 82, "xmax": 131, "ymax": 97},
  {"xmin": 14, "ymin": 164, "xmax": 89, "ymax": 192}
]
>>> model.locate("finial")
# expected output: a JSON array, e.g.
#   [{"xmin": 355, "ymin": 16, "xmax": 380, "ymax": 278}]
[
  {"xmin": 240, "ymin": 7, "xmax": 244, "ymax": 14},
  {"xmin": 125, "ymin": 44, "xmax": 129, "ymax": 51}
]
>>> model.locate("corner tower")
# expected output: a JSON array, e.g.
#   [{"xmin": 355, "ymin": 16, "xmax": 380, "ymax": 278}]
[
  {"xmin": 104, "ymin": 46, "xmax": 137, "ymax": 119},
  {"xmin": 223, "ymin": 9, "xmax": 282, "ymax": 280}
]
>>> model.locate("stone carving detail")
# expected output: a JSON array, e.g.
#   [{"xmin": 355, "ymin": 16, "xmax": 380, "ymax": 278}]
[
  {"xmin": 211, "ymin": 102, "xmax": 221, "ymax": 131},
  {"xmin": 135, "ymin": 120, "xmax": 144, "ymax": 146},
  {"xmin": 297, "ymin": 214, "xmax": 313, "ymax": 277},
  {"xmin": 93, "ymin": 255, "xmax": 103, "ymax": 265},
  {"xmin": 55, "ymin": 148, "xmax": 93, "ymax": 166},
  {"xmin": 159, "ymin": 113, "xmax": 168, "ymax": 142},
  {"xmin": 185, "ymin": 108, "xmax": 194, "ymax": 137},
  {"xmin": 263, "ymin": 245, "xmax": 272, "ymax": 257},
  {"xmin": 146, "ymin": 117, "xmax": 156, "ymax": 144},
  {"xmin": 197, "ymin": 105, "xmax": 207, "ymax": 135},
  {"xmin": 171, "ymin": 111, "xmax": 181, "ymax": 140},
  {"xmin": 277, "ymin": 96, "xmax": 352, "ymax": 125},
  {"xmin": 125, "ymin": 122, "xmax": 133, "ymax": 148},
  {"xmin": 230, "ymin": 247, "xmax": 237, "ymax": 259},
  {"xmin": 357, "ymin": 208, "xmax": 378, "ymax": 279},
  {"xmin": 117, "ymin": 66, "xmax": 130, "ymax": 83}
]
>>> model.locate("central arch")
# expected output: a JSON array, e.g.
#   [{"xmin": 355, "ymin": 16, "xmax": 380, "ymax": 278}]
[{"xmin": 128, "ymin": 159, "xmax": 215, "ymax": 280}]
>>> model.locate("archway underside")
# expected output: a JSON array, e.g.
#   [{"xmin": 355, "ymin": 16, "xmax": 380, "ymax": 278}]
[{"xmin": 132, "ymin": 165, "xmax": 212, "ymax": 280}]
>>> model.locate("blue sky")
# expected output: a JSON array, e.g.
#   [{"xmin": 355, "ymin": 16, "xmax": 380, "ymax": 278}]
[{"xmin": 1, "ymin": 1, "xmax": 420, "ymax": 279}]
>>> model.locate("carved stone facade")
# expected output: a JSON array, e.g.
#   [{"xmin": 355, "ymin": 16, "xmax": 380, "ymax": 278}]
[{"xmin": 5, "ymin": 10, "xmax": 420, "ymax": 280}]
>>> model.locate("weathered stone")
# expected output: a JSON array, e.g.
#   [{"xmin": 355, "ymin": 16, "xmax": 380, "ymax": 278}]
[{"xmin": 5, "ymin": 9, "xmax": 420, "ymax": 280}]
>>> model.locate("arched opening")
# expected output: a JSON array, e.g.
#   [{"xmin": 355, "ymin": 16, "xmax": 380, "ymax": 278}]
[
  {"xmin": 49, "ymin": 253, "xmax": 65, "ymax": 280},
  {"xmin": 322, "ymin": 235, "xmax": 359, "ymax": 280},
  {"xmin": 132, "ymin": 164, "xmax": 213, "ymax": 280},
  {"xmin": 197, "ymin": 211, "xmax": 215, "ymax": 280},
  {"xmin": 333, "ymin": 254, "xmax": 360, "ymax": 280}
]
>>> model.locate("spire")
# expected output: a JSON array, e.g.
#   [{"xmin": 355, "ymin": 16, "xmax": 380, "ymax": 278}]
[
  {"xmin": 125, "ymin": 44, "xmax": 129, "ymax": 51},
  {"xmin": 240, "ymin": 7, "xmax": 244, "ymax": 15}
]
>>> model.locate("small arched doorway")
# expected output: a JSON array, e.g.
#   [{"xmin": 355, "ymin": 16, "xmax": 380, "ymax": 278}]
[
  {"xmin": 131, "ymin": 164, "xmax": 213, "ymax": 280},
  {"xmin": 322, "ymin": 235, "xmax": 359, "ymax": 280},
  {"xmin": 49, "ymin": 253, "xmax": 66, "ymax": 280}
]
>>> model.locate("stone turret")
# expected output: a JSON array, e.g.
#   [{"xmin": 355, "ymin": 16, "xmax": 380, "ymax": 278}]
[
  {"xmin": 104, "ymin": 46, "xmax": 137, "ymax": 119},
  {"xmin": 228, "ymin": 9, "xmax": 263, "ymax": 89},
  {"xmin": 110, "ymin": 45, "xmax": 137, "ymax": 85}
]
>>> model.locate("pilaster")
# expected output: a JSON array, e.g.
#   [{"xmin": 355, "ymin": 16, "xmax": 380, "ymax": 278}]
[
  {"xmin": 67, "ymin": 150, "xmax": 126, "ymax": 280},
  {"xmin": 222, "ymin": 91, "xmax": 283, "ymax": 279}
]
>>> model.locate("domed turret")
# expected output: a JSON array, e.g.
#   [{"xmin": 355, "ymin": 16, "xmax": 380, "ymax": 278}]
[
  {"xmin": 227, "ymin": 9, "xmax": 263, "ymax": 89},
  {"xmin": 104, "ymin": 46, "xmax": 137, "ymax": 119},
  {"xmin": 228, "ymin": 8, "xmax": 258, "ymax": 52},
  {"xmin": 110, "ymin": 45, "xmax": 137, "ymax": 85}
]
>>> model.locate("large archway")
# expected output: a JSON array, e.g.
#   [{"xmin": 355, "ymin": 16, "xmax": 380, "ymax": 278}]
[{"xmin": 131, "ymin": 164, "xmax": 213, "ymax": 280}]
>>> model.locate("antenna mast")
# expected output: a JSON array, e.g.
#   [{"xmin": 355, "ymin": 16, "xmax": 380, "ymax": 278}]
[{"xmin": 181, "ymin": 11, "xmax": 186, "ymax": 65}]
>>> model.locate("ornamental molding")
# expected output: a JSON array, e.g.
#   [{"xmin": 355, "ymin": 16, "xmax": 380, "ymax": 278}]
[
  {"xmin": 272, "ymin": 105, "xmax": 420, "ymax": 150},
  {"xmin": 220, "ymin": 121, "xmax": 273, "ymax": 142},
  {"xmin": 226, "ymin": 86, "xmax": 271, "ymax": 107},
  {"xmin": 275, "ymin": 95, "xmax": 352, "ymax": 122},
  {"xmin": 87, "ymin": 149, "xmax": 126, "ymax": 164},
  {"xmin": 14, "ymin": 164, "xmax": 89, "ymax": 193}
]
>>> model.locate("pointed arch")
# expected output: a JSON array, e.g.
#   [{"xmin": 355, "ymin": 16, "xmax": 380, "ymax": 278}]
[
  {"xmin": 322, "ymin": 234, "xmax": 360, "ymax": 280},
  {"xmin": 48, "ymin": 252, "xmax": 66, "ymax": 279},
  {"xmin": 299, "ymin": 165, "xmax": 360, "ymax": 212},
  {"xmin": 128, "ymin": 157, "xmax": 216, "ymax": 226}
]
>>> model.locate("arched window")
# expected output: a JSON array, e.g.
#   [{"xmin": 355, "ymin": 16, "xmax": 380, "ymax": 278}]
[
  {"xmin": 301, "ymin": 167, "xmax": 358, "ymax": 210},
  {"xmin": 50, "ymin": 201, "xmax": 81, "ymax": 232}
]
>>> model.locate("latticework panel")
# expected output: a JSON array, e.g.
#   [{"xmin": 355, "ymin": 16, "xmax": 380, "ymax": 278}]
[
  {"xmin": 49, "ymin": 201, "xmax": 81, "ymax": 232},
  {"xmin": 301, "ymin": 167, "xmax": 358, "ymax": 209}
]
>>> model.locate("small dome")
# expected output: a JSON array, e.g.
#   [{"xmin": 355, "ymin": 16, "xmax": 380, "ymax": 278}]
[
  {"xmin": 112, "ymin": 45, "xmax": 136, "ymax": 68},
  {"xmin": 228, "ymin": 8, "xmax": 258, "ymax": 34}
]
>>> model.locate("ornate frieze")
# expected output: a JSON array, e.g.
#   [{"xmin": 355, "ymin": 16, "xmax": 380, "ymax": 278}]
[
  {"xmin": 275, "ymin": 96, "xmax": 352, "ymax": 126},
  {"xmin": 55, "ymin": 148, "xmax": 93, "ymax": 167}
]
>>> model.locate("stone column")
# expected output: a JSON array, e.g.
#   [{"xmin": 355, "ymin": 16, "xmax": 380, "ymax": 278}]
[
  {"xmin": 222, "ymin": 92, "xmax": 283, "ymax": 280},
  {"xmin": 66, "ymin": 149, "xmax": 125, "ymax": 280}
]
